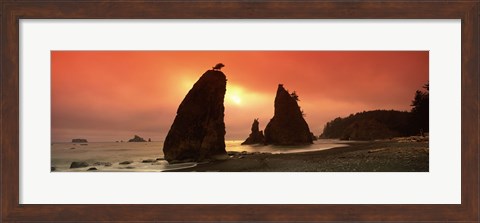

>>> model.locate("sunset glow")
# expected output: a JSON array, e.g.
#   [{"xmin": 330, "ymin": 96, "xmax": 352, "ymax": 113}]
[
  {"xmin": 51, "ymin": 51, "xmax": 428, "ymax": 142},
  {"xmin": 226, "ymin": 85, "xmax": 245, "ymax": 106}
]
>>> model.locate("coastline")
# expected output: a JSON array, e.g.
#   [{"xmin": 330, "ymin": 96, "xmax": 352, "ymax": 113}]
[{"xmin": 166, "ymin": 140, "xmax": 429, "ymax": 172}]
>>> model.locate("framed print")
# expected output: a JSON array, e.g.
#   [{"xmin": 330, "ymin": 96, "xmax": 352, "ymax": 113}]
[{"xmin": 1, "ymin": 1, "xmax": 478, "ymax": 222}]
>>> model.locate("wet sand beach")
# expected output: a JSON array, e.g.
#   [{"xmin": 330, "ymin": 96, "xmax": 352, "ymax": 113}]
[{"xmin": 168, "ymin": 140, "xmax": 429, "ymax": 172}]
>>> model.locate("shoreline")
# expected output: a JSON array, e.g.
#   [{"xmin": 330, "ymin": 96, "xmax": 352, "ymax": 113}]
[
  {"xmin": 51, "ymin": 139, "xmax": 428, "ymax": 172},
  {"xmin": 166, "ymin": 140, "xmax": 429, "ymax": 172}
]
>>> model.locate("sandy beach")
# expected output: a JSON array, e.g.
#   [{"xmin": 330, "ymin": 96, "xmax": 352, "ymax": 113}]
[{"xmin": 168, "ymin": 140, "xmax": 429, "ymax": 172}]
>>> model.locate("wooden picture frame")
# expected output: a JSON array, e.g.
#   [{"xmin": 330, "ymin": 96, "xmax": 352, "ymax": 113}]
[{"xmin": 1, "ymin": 1, "xmax": 478, "ymax": 222}]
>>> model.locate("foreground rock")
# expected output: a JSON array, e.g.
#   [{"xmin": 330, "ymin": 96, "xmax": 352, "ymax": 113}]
[
  {"xmin": 264, "ymin": 84, "xmax": 313, "ymax": 145},
  {"xmin": 70, "ymin": 161, "xmax": 89, "ymax": 168},
  {"xmin": 72, "ymin": 138, "xmax": 88, "ymax": 143},
  {"xmin": 163, "ymin": 69, "xmax": 228, "ymax": 163},
  {"xmin": 142, "ymin": 159, "xmax": 156, "ymax": 163},
  {"xmin": 128, "ymin": 135, "xmax": 147, "ymax": 142},
  {"xmin": 119, "ymin": 161, "xmax": 133, "ymax": 165},
  {"xmin": 93, "ymin": 162, "xmax": 112, "ymax": 166},
  {"xmin": 241, "ymin": 119, "xmax": 265, "ymax": 145}
]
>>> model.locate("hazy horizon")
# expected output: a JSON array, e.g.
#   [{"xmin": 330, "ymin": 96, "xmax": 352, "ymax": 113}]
[{"xmin": 51, "ymin": 51, "xmax": 428, "ymax": 142}]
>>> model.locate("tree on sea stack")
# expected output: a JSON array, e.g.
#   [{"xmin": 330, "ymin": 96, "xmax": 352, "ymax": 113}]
[
  {"xmin": 162, "ymin": 66, "xmax": 228, "ymax": 163},
  {"xmin": 212, "ymin": 63, "xmax": 225, "ymax": 71}
]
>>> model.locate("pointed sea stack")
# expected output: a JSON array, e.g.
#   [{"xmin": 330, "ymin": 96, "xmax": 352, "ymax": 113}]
[
  {"xmin": 241, "ymin": 119, "xmax": 265, "ymax": 145},
  {"xmin": 264, "ymin": 84, "xmax": 313, "ymax": 145},
  {"xmin": 163, "ymin": 70, "xmax": 228, "ymax": 163}
]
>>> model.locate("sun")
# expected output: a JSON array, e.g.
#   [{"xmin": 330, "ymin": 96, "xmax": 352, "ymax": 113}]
[
  {"xmin": 230, "ymin": 95, "xmax": 242, "ymax": 105},
  {"xmin": 226, "ymin": 85, "xmax": 244, "ymax": 106}
]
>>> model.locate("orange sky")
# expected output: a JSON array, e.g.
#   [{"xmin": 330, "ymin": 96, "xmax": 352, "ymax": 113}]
[{"xmin": 51, "ymin": 51, "xmax": 428, "ymax": 142}]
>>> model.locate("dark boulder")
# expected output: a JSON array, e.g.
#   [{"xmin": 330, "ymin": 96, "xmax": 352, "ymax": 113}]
[
  {"xmin": 93, "ymin": 162, "xmax": 112, "ymax": 166},
  {"xmin": 264, "ymin": 84, "xmax": 313, "ymax": 145},
  {"xmin": 70, "ymin": 161, "xmax": 89, "ymax": 168},
  {"xmin": 241, "ymin": 119, "xmax": 265, "ymax": 145},
  {"xmin": 142, "ymin": 159, "xmax": 156, "ymax": 163},
  {"xmin": 128, "ymin": 135, "xmax": 146, "ymax": 142},
  {"xmin": 119, "ymin": 161, "xmax": 133, "ymax": 165},
  {"xmin": 163, "ymin": 70, "xmax": 228, "ymax": 163}
]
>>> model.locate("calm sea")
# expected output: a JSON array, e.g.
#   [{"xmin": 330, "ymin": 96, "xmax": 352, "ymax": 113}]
[{"xmin": 51, "ymin": 139, "xmax": 348, "ymax": 172}]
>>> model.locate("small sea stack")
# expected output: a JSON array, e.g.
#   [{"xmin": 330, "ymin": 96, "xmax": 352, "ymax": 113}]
[
  {"xmin": 128, "ymin": 135, "xmax": 147, "ymax": 142},
  {"xmin": 264, "ymin": 84, "xmax": 313, "ymax": 145},
  {"xmin": 163, "ymin": 69, "xmax": 228, "ymax": 163},
  {"xmin": 72, "ymin": 138, "xmax": 88, "ymax": 143},
  {"xmin": 241, "ymin": 119, "xmax": 265, "ymax": 145}
]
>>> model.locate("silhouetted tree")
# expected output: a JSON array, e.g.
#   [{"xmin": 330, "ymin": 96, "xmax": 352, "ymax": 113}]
[
  {"xmin": 212, "ymin": 63, "xmax": 225, "ymax": 71},
  {"xmin": 410, "ymin": 83, "xmax": 429, "ymax": 135},
  {"xmin": 290, "ymin": 91, "xmax": 300, "ymax": 101}
]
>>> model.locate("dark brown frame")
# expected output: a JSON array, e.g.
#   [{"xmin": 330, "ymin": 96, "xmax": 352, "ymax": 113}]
[{"xmin": 1, "ymin": 1, "xmax": 478, "ymax": 222}]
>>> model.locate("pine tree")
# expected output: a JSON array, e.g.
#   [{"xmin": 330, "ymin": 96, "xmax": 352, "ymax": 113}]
[{"xmin": 410, "ymin": 83, "xmax": 429, "ymax": 135}]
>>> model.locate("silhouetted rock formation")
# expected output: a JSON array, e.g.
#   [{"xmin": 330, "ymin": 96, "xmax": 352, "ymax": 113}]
[
  {"xmin": 340, "ymin": 119, "xmax": 398, "ymax": 140},
  {"xmin": 264, "ymin": 84, "xmax": 313, "ymax": 145},
  {"xmin": 128, "ymin": 135, "xmax": 146, "ymax": 142},
  {"xmin": 320, "ymin": 110, "xmax": 411, "ymax": 140},
  {"xmin": 163, "ymin": 70, "xmax": 228, "ymax": 163},
  {"xmin": 72, "ymin": 138, "xmax": 87, "ymax": 143},
  {"xmin": 310, "ymin": 132, "xmax": 318, "ymax": 141},
  {"xmin": 241, "ymin": 119, "xmax": 265, "ymax": 145},
  {"xmin": 70, "ymin": 161, "xmax": 89, "ymax": 168}
]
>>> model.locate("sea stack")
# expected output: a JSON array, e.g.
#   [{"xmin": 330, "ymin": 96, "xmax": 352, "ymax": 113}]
[
  {"xmin": 163, "ymin": 70, "xmax": 228, "ymax": 163},
  {"xmin": 264, "ymin": 84, "xmax": 313, "ymax": 145},
  {"xmin": 72, "ymin": 138, "xmax": 88, "ymax": 143},
  {"xmin": 128, "ymin": 135, "xmax": 146, "ymax": 142},
  {"xmin": 241, "ymin": 119, "xmax": 265, "ymax": 145}
]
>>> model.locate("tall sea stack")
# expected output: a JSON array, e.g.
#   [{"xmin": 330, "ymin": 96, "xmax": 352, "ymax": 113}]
[
  {"xmin": 163, "ymin": 70, "xmax": 228, "ymax": 163},
  {"xmin": 264, "ymin": 84, "xmax": 313, "ymax": 145}
]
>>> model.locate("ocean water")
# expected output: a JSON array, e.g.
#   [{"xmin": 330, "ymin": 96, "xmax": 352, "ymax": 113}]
[{"xmin": 51, "ymin": 139, "xmax": 348, "ymax": 172}]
